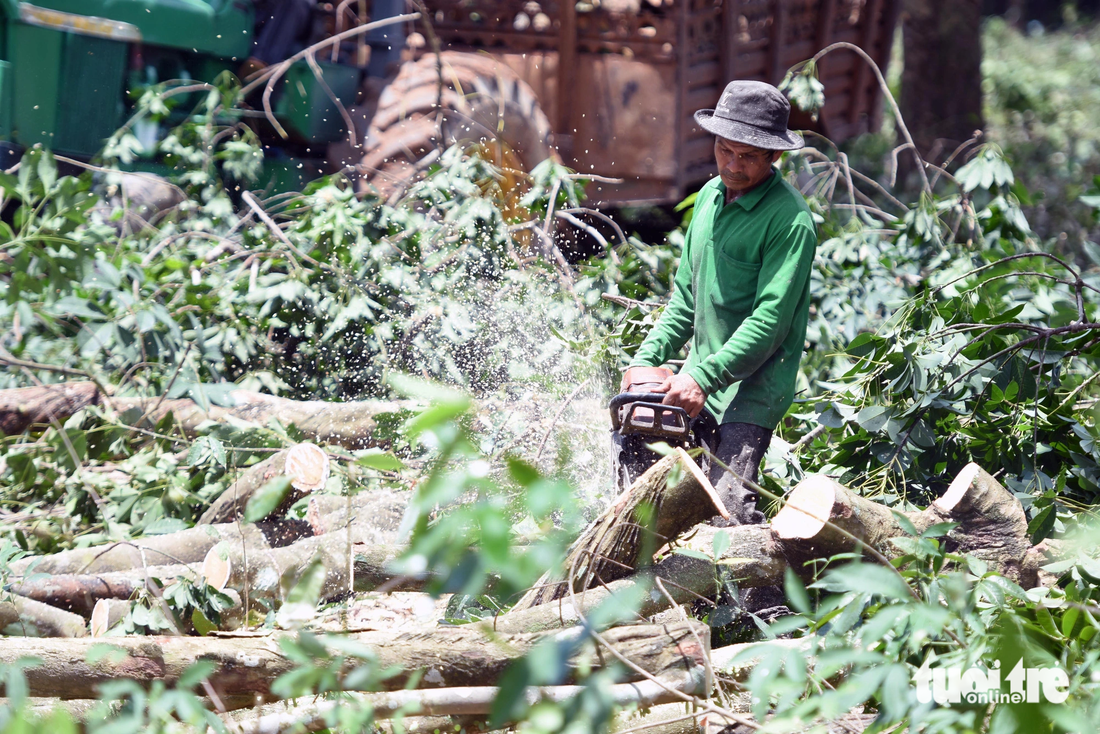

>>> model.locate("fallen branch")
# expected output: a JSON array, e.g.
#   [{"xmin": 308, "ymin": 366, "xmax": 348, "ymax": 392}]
[
  {"xmin": 771, "ymin": 463, "xmax": 1034, "ymax": 582},
  {"xmin": 494, "ymin": 524, "xmax": 783, "ymax": 634},
  {"xmin": 201, "ymin": 533, "xmax": 413, "ymax": 605}
]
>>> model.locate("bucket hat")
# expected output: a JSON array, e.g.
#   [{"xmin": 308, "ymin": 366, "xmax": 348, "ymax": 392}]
[{"xmin": 694, "ymin": 80, "xmax": 805, "ymax": 151}]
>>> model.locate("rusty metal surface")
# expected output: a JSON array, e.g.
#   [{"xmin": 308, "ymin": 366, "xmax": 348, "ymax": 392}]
[{"xmin": 418, "ymin": 0, "xmax": 901, "ymax": 205}]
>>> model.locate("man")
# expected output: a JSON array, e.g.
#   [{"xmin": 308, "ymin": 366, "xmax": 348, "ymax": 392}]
[{"xmin": 626, "ymin": 80, "xmax": 817, "ymax": 526}]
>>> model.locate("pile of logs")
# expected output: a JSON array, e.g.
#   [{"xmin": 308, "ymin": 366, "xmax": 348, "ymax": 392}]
[{"xmin": 0, "ymin": 382, "xmax": 1065, "ymax": 732}]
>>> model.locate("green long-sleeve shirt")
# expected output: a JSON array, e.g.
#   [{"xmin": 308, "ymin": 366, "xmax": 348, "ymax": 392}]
[{"xmin": 631, "ymin": 170, "xmax": 817, "ymax": 430}]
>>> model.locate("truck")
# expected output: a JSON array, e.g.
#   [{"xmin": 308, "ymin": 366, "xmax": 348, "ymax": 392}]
[{"xmin": 0, "ymin": 0, "xmax": 899, "ymax": 204}]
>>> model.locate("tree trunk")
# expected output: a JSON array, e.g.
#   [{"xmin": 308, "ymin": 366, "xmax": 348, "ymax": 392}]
[
  {"xmin": 900, "ymin": 0, "xmax": 984, "ymax": 162},
  {"xmin": 920, "ymin": 462, "xmax": 1032, "ymax": 581},
  {"xmin": 0, "ymin": 382, "xmax": 102, "ymax": 434},
  {"xmin": 2, "ymin": 620, "xmax": 708, "ymax": 702},
  {"xmin": 89, "ymin": 591, "xmax": 244, "ymax": 636},
  {"xmin": 512, "ymin": 448, "xmax": 727, "ymax": 612},
  {"xmin": 771, "ymin": 463, "xmax": 1033, "ymax": 582},
  {"xmin": 493, "ymin": 524, "xmax": 784, "ymax": 634}
]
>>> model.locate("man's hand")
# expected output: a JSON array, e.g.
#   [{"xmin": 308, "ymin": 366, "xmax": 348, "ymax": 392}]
[{"xmin": 658, "ymin": 373, "xmax": 706, "ymax": 418}]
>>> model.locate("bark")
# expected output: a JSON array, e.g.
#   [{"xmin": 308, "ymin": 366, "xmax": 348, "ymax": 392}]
[
  {"xmin": 771, "ymin": 463, "xmax": 1033, "ymax": 581},
  {"xmin": 7, "ymin": 520, "xmax": 305, "ymax": 576},
  {"xmin": 0, "ymin": 594, "xmax": 88, "ymax": 637},
  {"xmin": 0, "ymin": 381, "xmax": 101, "ymax": 434},
  {"xmin": 900, "ymin": 0, "xmax": 984, "ymax": 161},
  {"xmin": 0, "ymin": 381, "xmax": 413, "ymax": 448},
  {"xmin": 494, "ymin": 525, "xmax": 784, "ymax": 634},
  {"xmin": 202, "ymin": 533, "xmax": 414, "ymax": 606},
  {"xmin": 306, "ymin": 490, "xmax": 408, "ymax": 544},
  {"xmin": 230, "ymin": 672, "xmax": 706, "ymax": 734},
  {"xmin": 770, "ymin": 474, "xmax": 906, "ymax": 563},
  {"xmin": 8, "ymin": 564, "xmax": 195, "ymax": 616},
  {"xmin": 513, "ymin": 448, "xmax": 727, "ymax": 611},
  {"xmin": 199, "ymin": 444, "xmax": 329, "ymax": 525},
  {"xmin": 2, "ymin": 620, "xmax": 708, "ymax": 702},
  {"xmin": 920, "ymin": 462, "xmax": 1032, "ymax": 582}
]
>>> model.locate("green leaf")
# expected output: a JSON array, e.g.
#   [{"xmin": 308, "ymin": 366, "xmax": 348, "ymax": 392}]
[
  {"xmin": 812, "ymin": 563, "xmax": 912, "ymax": 601},
  {"xmin": 712, "ymin": 529, "xmax": 730, "ymax": 559},
  {"xmin": 243, "ymin": 475, "xmax": 293, "ymax": 523},
  {"xmin": 356, "ymin": 448, "xmax": 404, "ymax": 472},
  {"xmin": 784, "ymin": 567, "xmax": 811, "ymax": 614},
  {"xmin": 672, "ymin": 548, "xmax": 712, "ymax": 561},
  {"xmin": 284, "ymin": 553, "xmax": 327, "ymax": 608},
  {"xmin": 191, "ymin": 608, "xmax": 216, "ymax": 637},
  {"xmin": 920, "ymin": 522, "xmax": 958, "ymax": 539},
  {"xmin": 1027, "ymin": 504, "xmax": 1056, "ymax": 544},
  {"xmin": 1062, "ymin": 607, "xmax": 1080, "ymax": 638},
  {"xmin": 891, "ymin": 510, "xmax": 918, "ymax": 536}
]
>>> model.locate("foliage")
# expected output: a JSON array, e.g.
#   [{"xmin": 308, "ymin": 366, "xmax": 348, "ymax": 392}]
[{"xmin": 982, "ymin": 16, "xmax": 1100, "ymax": 251}]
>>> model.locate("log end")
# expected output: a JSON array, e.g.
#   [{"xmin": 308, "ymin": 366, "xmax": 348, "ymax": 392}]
[
  {"xmin": 90, "ymin": 599, "xmax": 111, "ymax": 637},
  {"xmin": 202, "ymin": 546, "xmax": 232, "ymax": 591},
  {"xmin": 771, "ymin": 475, "xmax": 838, "ymax": 540},
  {"xmin": 935, "ymin": 462, "xmax": 982, "ymax": 514},
  {"xmin": 284, "ymin": 442, "xmax": 330, "ymax": 492},
  {"xmin": 675, "ymin": 447, "xmax": 729, "ymax": 520}
]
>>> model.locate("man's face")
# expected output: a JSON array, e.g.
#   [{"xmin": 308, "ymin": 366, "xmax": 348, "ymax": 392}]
[{"xmin": 714, "ymin": 138, "xmax": 781, "ymax": 194}]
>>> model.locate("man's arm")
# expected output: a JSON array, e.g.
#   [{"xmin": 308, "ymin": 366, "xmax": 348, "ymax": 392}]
[
  {"xmin": 686, "ymin": 211, "xmax": 817, "ymax": 394},
  {"xmin": 629, "ymin": 225, "xmax": 697, "ymax": 371}
]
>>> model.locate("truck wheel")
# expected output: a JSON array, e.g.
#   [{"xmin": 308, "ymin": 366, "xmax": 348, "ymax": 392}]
[{"xmin": 360, "ymin": 52, "xmax": 557, "ymax": 197}]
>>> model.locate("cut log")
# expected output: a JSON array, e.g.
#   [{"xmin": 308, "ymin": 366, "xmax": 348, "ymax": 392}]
[
  {"xmin": 771, "ymin": 474, "xmax": 906, "ymax": 563},
  {"xmin": 0, "ymin": 595, "xmax": 89, "ymax": 638},
  {"xmin": 199, "ymin": 444, "xmax": 330, "ymax": 525},
  {"xmin": 2, "ymin": 620, "xmax": 708, "ymax": 702},
  {"xmin": 0, "ymin": 381, "xmax": 101, "ymax": 434},
  {"xmin": 494, "ymin": 524, "xmax": 785, "ymax": 634},
  {"xmin": 8, "ymin": 564, "xmax": 195, "ymax": 616},
  {"xmin": 771, "ymin": 464, "xmax": 1033, "ymax": 581},
  {"xmin": 201, "ymin": 534, "xmax": 413, "ymax": 606},
  {"xmin": 8, "ymin": 520, "xmax": 309, "ymax": 577},
  {"xmin": 920, "ymin": 462, "xmax": 1031, "ymax": 578},
  {"xmin": 230, "ymin": 672, "xmax": 706, "ymax": 734},
  {"xmin": 0, "ymin": 381, "xmax": 414, "ymax": 448},
  {"xmin": 512, "ymin": 448, "xmax": 728, "ymax": 612}
]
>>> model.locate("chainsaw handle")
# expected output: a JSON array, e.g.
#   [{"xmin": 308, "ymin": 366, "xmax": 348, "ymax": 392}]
[{"xmin": 609, "ymin": 392, "xmax": 671, "ymax": 430}]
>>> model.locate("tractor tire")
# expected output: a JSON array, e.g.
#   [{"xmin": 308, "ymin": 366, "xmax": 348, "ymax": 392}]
[{"xmin": 360, "ymin": 52, "xmax": 557, "ymax": 197}]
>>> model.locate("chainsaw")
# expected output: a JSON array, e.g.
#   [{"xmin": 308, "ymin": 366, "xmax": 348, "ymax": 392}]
[{"xmin": 609, "ymin": 366, "xmax": 693, "ymax": 492}]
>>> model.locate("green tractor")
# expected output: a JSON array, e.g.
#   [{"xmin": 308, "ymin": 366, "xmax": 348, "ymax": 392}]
[{"xmin": 0, "ymin": 0, "xmax": 560, "ymax": 195}]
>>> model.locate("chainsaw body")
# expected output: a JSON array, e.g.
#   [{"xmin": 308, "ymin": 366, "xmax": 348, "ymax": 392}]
[{"xmin": 610, "ymin": 367, "xmax": 693, "ymax": 492}]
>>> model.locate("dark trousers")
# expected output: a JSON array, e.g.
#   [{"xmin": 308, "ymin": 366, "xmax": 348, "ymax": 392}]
[
  {"xmin": 611, "ymin": 409, "xmax": 772, "ymax": 526},
  {"xmin": 252, "ymin": 0, "xmax": 314, "ymax": 65}
]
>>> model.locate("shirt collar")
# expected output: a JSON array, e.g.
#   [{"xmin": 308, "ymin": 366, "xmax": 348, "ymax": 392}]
[{"xmin": 716, "ymin": 168, "xmax": 780, "ymax": 211}]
